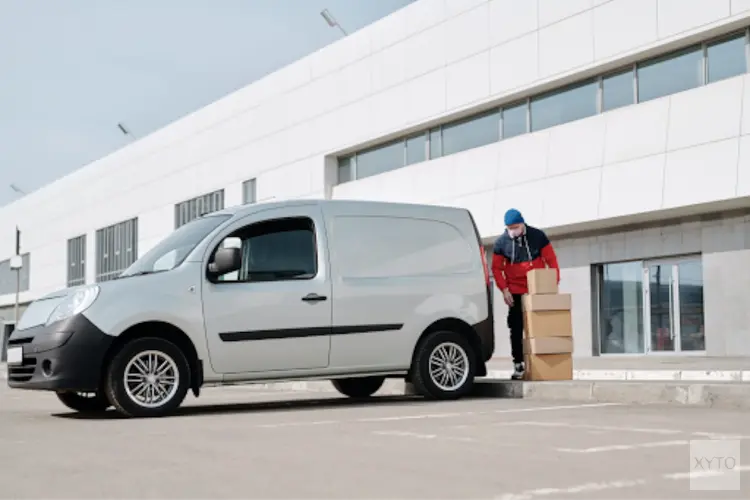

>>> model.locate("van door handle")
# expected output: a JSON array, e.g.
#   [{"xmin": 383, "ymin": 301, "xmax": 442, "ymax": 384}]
[{"xmin": 301, "ymin": 293, "xmax": 327, "ymax": 302}]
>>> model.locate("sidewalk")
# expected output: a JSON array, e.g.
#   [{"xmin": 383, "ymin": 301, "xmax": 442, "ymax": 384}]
[{"xmin": 487, "ymin": 356, "xmax": 750, "ymax": 382}]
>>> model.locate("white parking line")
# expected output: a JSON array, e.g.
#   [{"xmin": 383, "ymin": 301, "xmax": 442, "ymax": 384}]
[
  {"xmin": 663, "ymin": 465, "xmax": 750, "ymax": 480},
  {"xmin": 496, "ymin": 479, "xmax": 647, "ymax": 500},
  {"xmin": 256, "ymin": 402, "xmax": 622, "ymax": 429},
  {"xmin": 556, "ymin": 440, "xmax": 690, "ymax": 453},
  {"xmin": 373, "ymin": 430, "xmax": 476, "ymax": 442},
  {"xmin": 492, "ymin": 421, "xmax": 682, "ymax": 435}
]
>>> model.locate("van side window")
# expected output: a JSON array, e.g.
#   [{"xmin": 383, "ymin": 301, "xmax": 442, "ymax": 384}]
[{"xmin": 215, "ymin": 217, "xmax": 317, "ymax": 283}]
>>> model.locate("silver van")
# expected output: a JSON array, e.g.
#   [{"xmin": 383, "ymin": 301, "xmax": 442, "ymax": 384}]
[{"xmin": 6, "ymin": 200, "xmax": 494, "ymax": 418}]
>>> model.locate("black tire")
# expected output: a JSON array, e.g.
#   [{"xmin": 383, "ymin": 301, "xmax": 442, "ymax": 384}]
[
  {"xmin": 56, "ymin": 391, "xmax": 110, "ymax": 413},
  {"xmin": 410, "ymin": 330, "xmax": 476, "ymax": 400},
  {"xmin": 104, "ymin": 337, "xmax": 190, "ymax": 418},
  {"xmin": 331, "ymin": 376, "xmax": 385, "ymax": 398}
]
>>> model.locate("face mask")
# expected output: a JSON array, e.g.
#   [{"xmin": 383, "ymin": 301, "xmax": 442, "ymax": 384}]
[{"xmin": 508, "ymin": 227, "xmax": 524, "ymax": 239}]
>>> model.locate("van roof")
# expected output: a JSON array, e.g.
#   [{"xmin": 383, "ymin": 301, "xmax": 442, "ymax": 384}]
[{"xmin": 212, "ymin": 198, "xmax": 469, "ymax": 219}]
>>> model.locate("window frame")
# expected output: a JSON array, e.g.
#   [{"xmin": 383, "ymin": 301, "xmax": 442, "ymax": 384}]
[{"xmin": 207, "ymin": 216, "xmax": 319, "ymax": 285}]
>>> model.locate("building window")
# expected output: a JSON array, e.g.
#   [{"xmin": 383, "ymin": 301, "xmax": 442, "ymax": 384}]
[
  {"xmin": 355, "ymin": 140, "xmax": 405, "ymax": 180},
  {"xmin": 637, "ymin": 45, "xmax": 703, "ymax": 103},
  {"xmin": 405, "ymin": 132, "xmax": 427, "ymax": 165},
  {"xmin": 67, "ymin": 234, "xmax": 86, "ymax": 287},
  {"xmin": 243, "ymin": 178, "xmax": 257, "ymax": 204},
  {"xmin": 0, "ymin": 254, "xmax": 30, "ymax": 295},
  {"xmin": 597, "ymin": 257, "xmax": 705, "ymax": 355},
  {"xmin": 337, "ymin": 156, "xmax": 354, "ymax": 184},
  {"xmin": 601, "ymin": 69, "xmax": 635, "ymax": 112},
  {"xmin": 501, "ymin": 102, "xmax": 528, "ymax": 139},
  {"xmin": 429, "ymin": 128, "xmax": 442, "ymax": 159},
  {"xmin": 530, "ymin": 79, "xmax": 598, "ymax": 132},
  {"xmin": 95, "ymin": 218, "xmax": 138, "ymax": 282},
  {"xmin": 175, "ymin": 189, "xmax": 225, "ymax": 229},
  {"xmin": 706, "ymin": 33, "xmax": 747, "ymax": 84},
  {"xmin": 441, "ymin": 110, "xmax": 500, "ymax": 156},
  {"xmin": 334, "ymin": 27, "xmax": 750, "ymax": 185}
]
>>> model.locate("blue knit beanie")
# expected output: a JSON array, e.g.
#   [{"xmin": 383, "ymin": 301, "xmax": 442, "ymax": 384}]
[{"xmin": 504, "ymin": 208, "xmax": 525, "ymax": 226}]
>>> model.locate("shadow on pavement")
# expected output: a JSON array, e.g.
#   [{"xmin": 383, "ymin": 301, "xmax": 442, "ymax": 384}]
[{"xmin": 51, "ymin": 394, "xmax": 425, "ymax": 420}]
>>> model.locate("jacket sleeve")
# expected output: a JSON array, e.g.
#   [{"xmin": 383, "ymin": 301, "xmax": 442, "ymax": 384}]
[
  {"xmin": 540, "ymin": 242, "xmax": 560, "ymax": 283},
  {"xmin": 491, "ymin": 239, "xmax": 508, "ymax": 291}
]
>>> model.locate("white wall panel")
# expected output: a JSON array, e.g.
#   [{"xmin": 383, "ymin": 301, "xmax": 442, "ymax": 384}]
[
  {"xmin": 540, "ymin": 169, "xmax": 602, "ymax": 227},
  {"xmin": 546, "ymin": 115, "xmax": 606, "ymax": 176},
  {"xmin": 403, "ymin": 22, "xmax": 446, "ymax": 81},
  {"xmin": 538, "ymin": 0, "xmax": 592, "ymax": 27},
  {"xmin": 603, "ymin": 99, "xmax": 670, "ymax": 164},
  {"xmin": 405, "ymin": 68, "xmax": 447, "ymax": 123},
  {"xmin": 489, "ymin": 0, "xmax": 538, "ymax": 47},
  {"xmin": 446, "ymin": 50, "xmax": 491, "ymax": 109},
  {"xmin": 452, "ymin": 144, "xmax": 500, "ymax": 196},
  {"xmin": 662, "ymin": 138, "xmax": 740, "ymax": 208},
  {"xmin": 492, "ymin": 182, "xmax": 545, "ymax": 228},
  {"xmin": 593, "ymin": 0, "xmax": 659, "ymax": 60},
  {"xmin": 657, "ymin": 0, "xmax": 731, "ymax": 38},
  {"xmin": 538, "ymin": 11, "xmax": 595, "ymax": 78},
  {"xmin": 138, "ymin": 205, "xmax": 174, "ymax": 241},
  {"xmin": 445, "ymin": 0, "xmax": 488, "ymax": 18},
  {"xmin": 444, "ymin": 2, "xmax": 491, "ymax": 64},
  {"xmin": 496, "ymin": 131, "xmax": 550, "ymax": 186},
  {"xmin": 489, "ymin": 32, "xmax": 539, "ymax": 94},
  {"xmin": 732, "ymin": 0, "xmax": 750, "ymax": 15},
  {"xmin": 666, "ymin": 76, "xmax": 744, "ymax": 151},
  {"xmin": 598, "ymin": 154, "xmax": 665, "ymax": 218},
  {"xmin": 734, "ymin": 135, "xmax": 750, "ymax": 196}
]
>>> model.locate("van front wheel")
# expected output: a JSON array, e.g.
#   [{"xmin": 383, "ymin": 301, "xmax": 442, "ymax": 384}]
[
  {"xmin": 104, "ymin": 337, "xmax": 190, "ymax": 418},
  {"xmin": 411, "ymin": 330, "xmax": 476, "ymax": 400},
  {"xmin": 56, "ymin": 391, "xmax": 110, "ymax": 413},
  {"xmin": 331, "ymin": 376, "xmax": 385, "ymax": 398}
]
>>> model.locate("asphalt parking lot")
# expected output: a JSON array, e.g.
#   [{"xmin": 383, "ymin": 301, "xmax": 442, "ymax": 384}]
[{"xmin": 1, "ymin": 383, "xmax": 749, "ymax": 499}]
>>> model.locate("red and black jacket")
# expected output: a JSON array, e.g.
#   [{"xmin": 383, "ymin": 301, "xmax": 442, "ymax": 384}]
[{"xmin": 491, "ymin": 225, "xmax": 560, "ymax": 295}]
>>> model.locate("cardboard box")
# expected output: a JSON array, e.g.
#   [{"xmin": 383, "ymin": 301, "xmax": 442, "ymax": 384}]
[
  {"xmin": 527, "ymin": 268, "xmax": 558, "ymax": 295},
  {"xmin": 524, "ymin": 310, "xmax": 573, "ymax": 338},
  {"xmin": 522, "ymin": 293, "xmax": 571, "ymax": 312},
  {"xmin": 524, "ymin": 336, "xmax": 574, "ymax": 355},
  {"xmin": 524, "ymin": 353, "xmax": 573, "ymax": 381}
]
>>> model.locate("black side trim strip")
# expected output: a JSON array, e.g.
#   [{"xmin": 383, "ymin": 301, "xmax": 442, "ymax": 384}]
[{"xmin": 219, "ymin": 323, "xmax": 403, "ymax": 342}]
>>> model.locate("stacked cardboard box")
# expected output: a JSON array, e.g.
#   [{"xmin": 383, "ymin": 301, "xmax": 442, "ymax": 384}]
[{"xmin": 521, "ymin": 269, "xmax": 573, "ymax": 381}]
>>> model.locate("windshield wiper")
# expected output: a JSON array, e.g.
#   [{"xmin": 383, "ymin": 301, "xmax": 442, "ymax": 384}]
[{"xmin": 117, "ymin": 269, "xmax": 165, "ymax": 279}]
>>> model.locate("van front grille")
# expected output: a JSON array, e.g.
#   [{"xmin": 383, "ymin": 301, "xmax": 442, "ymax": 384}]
[{"xmin": 8, "ymin": 358, "xmax": 37, "ymax": 383}]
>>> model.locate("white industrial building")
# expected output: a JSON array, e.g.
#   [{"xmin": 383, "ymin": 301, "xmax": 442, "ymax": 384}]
[{"xmin": 2, "ymin": 0, "xmax": 750, "ymax": 358}]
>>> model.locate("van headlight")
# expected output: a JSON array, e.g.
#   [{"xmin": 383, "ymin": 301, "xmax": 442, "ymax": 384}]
[{"xmin": 46, "ymin": 285, "xmax": 100, "ymax": 326}]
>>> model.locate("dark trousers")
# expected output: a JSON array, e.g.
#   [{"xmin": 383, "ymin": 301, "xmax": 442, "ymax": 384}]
[{"xmin": 507, "ymin": 293, "xmax": 524, "ymax": 364}]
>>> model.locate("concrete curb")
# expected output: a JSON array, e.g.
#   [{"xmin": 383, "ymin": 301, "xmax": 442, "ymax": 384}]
[{"xmin": 4, "ymin": 364, "xmax": 750, "ymax": 409}]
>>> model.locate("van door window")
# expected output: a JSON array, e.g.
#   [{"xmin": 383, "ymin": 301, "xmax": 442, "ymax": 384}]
[{"xmin": 214, "ymin": 217, "xmax": 317, "ymax": 283}]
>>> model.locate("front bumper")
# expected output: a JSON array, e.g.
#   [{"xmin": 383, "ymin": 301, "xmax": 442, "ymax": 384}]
[{"xmin": 6, "ymin": 314, "xmax": 114, "ymax": 392}]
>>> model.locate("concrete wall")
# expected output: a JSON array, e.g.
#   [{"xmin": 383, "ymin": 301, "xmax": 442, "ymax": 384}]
[{"xmin": 548, "ymin": 212, "xmax": 750, "ymax": 357}]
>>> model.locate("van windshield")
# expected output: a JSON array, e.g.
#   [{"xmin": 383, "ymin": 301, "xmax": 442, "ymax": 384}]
[{"xmin": 120, "ymin": 214, "xmax": 231, "ymax": 278}]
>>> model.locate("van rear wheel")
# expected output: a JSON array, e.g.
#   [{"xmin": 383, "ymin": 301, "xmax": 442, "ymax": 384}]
[
  {"xmin": 56, "ymin": 391, "xmax": 110, "ymax": 413},
  {"xmin": 104, "ymin": 337, "xmax": 190, "ymax": 418},
  {"xmin": 331, "ymin": 376, "xmax": 385, "ymax": 398},
  {"xmin": 411, "ymin": 330, "xmax": 476, "ymax": 400}
]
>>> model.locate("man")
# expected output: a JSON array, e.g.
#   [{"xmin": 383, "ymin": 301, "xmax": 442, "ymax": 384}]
[{"xmin": 491, "ymin": 208, "xmax": 560, "ymax": 380}]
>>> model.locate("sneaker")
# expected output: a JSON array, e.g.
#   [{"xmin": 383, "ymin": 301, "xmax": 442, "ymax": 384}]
[{"xmin": 511, "ymin": 362, "xmax": 525, "ymax": 380}]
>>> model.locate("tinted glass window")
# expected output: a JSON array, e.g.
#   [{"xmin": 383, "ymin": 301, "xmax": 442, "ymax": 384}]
[
  {"xmin": 406, "ymin": 133, "xmax": 426, "ymax": 165},
  {"xmin": 502, "ymin": 102, "xmax": 527, "ymax": 139},
  {"xmin": 355, "ymin": 141, "xmax": 404, "ymax": 180},
  {"xmin": 441, "ymin": 110, "xmax": 500, "ymax": 156},
  {"xmin": 219, "ymin": 217, "xmax": 317, "ymax": 283},
  {"xmin": 707, "ymin": 34, "xmax": 747, "ymax": 84},
  {"xmin": 602, "ymin": 69, "xmax": 634, "ymax": 112},
  {"xmin": 337, "ymin": 156, "xmax": 353, "ymax": 183},
  {"xmin": 637, "ymin": 46, "xmax": 702, "ymax": 102},
  {"xmin": 530, "ymin": 80, "xmax": 598, "ymax": 132},
  {"xmin": 429, "ymin": 128, "xmax": 442, "ymax": 159},
  {"xmin": 242, "ymin": 178, "xmax": 257, "ymax": 204}
]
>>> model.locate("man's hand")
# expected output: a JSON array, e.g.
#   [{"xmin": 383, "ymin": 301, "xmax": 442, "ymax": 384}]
[{"xmin": 502, "ymin": 289, "xmax": 514, "ymax": 307}]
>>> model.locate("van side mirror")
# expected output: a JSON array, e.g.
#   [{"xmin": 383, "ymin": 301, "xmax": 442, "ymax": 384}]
[{"xmin": 208, "ymin": 247, "xmax": 241, "ymax": 276}]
